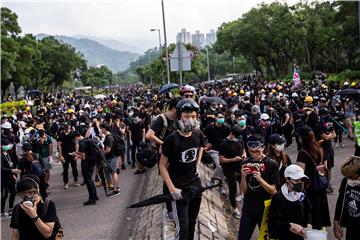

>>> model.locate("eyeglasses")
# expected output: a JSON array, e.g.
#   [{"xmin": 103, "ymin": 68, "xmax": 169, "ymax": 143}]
[
  {"xmin": 184, "ymin": 94, "xmax": 193, "ymax": 98},
  {"xmin": 247, "ymin": 141, "xmax": 263, "ymax": 149}
]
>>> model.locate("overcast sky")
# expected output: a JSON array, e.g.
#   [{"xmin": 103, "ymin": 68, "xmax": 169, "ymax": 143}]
[{"xmin": 2, "ymin": 0, "xmax": 299, "ymax": 52}]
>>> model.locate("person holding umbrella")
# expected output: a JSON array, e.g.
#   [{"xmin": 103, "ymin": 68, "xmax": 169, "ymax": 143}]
[{"xmin": 159, "ymin": 99, "xmax": 205, "ymax": 240}]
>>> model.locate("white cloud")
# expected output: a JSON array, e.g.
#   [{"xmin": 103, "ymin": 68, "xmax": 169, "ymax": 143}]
[{"xmin": 2, "ymin": 0, "xmax": 300, "ymax": 51}]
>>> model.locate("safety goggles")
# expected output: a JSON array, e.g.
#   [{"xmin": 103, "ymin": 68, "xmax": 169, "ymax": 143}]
[
  {"xmin": 183, "ymin": 94, "xmax": 193, "ymax": 98},
  {"xmin": 247, "ymin": 141, "xmax": 263, "ymax": 150}
]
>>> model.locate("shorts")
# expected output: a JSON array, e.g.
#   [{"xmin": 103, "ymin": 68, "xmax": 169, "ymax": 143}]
[
  {"xmin": 107, "ymin": 157, "xmax": 118, "ymax": 175},
  {"xmin": 40, "ymin": 156, "xmax": 52, "ymax": 170}
]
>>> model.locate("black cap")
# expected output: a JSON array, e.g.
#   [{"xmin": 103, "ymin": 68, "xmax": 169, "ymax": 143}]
[
  {"xmin": 269, "ymin": 134, "xmax": 286, "ymax": 145},
  {"xmin": 247, "ymin": 134, "xmax": 265, "ymax": 144}
]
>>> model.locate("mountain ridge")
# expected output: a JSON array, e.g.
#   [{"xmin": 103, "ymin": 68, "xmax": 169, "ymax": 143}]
[{"xmin": 36, "ymin": 34, "xmax": 140, "ymax": 72}]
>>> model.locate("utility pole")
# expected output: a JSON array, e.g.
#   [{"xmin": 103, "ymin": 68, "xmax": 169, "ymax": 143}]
[
  {"xmin": 161, "ymin": 0, "xmax": 171, "ymax": 84},
  {"xmin": 206, "ymin": 47, "xmax": 211, "ymax": 81}
]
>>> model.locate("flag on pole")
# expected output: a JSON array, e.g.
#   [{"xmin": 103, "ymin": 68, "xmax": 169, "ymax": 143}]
[{"xmin": 293, "ymin": 66, "xmax": 301, "ymax": 87}]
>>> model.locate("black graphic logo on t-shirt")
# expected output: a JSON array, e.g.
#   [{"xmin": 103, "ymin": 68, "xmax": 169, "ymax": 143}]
[{"xmin": 180, "ymin": 148, "xmax": 198, "ymax": 163}]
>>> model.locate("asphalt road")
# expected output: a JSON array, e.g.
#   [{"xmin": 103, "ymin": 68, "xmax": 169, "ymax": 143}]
[
  {"xmin": 1, "ymin": 137, "xmax": 356, "ymax": 240},
  {"xmin": 1, "ymin": 160, "xmax": 145, "ymax": 240}
]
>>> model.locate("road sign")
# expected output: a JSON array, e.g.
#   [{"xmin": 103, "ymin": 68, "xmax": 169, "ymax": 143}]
[{"xmin": 170, "ymin": 42, "xmax": 191, "ymax": 72}]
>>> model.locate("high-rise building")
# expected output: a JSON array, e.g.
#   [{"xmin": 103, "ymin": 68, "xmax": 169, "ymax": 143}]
[
  {"xmin": 191, "ymin": 30, "xmax": 205, "ymax": 49},
  {"xmin": 176, "ymin": 28, "xmax": 191, "ymax": 44},
  {"xmin": 206, "ymin": 29, "xmax": 217, "ymax": 46}
]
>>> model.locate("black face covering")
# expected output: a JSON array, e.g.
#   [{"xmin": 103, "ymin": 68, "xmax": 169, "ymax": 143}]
[{"xmin": 292, "ymin": 182, "xmax": 304, "ymax": 193}]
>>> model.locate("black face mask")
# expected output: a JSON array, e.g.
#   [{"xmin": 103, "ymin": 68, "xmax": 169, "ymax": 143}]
[{"xmin": 292, "ymin": 182, "xmax": 304, "ymax": 193}]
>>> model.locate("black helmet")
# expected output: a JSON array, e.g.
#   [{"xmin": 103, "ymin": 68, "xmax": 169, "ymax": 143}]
[{"xmin": 176, "ymin": 99, "xmax": 199, "ymax": 119}]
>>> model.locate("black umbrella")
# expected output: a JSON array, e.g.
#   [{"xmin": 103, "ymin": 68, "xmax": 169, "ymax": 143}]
[
  {"xmin": 337, "ymin": 88, "xmax": 360, "ymax": 97},
  {"xmin": 28, "ymin": 90, "xmax": 42, "ymax": 96},
  {"xmin": 128, "ymin": 178, "xmax": 222, "ymax": 208},
  {"xmin": 202, "ymin": 97, "xmax": 227, "ymax": 105},
  {"xmin": 97, "ymin": 166, "xmax": 108, "ymax": 196},
  {"xmin": 159, "ymin": 83, "xmax": 179, "ymax": 94}
]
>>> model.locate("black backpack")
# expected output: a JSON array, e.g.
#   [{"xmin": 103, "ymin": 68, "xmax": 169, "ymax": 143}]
[{"xmin": 112, "ymin": 134, "xmax": 125, "ymax": 157}]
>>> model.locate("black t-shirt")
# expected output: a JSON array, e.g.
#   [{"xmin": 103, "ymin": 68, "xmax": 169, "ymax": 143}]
[
  {"xmin": 128, "ymin": 122, "xmax": 144, "ymax": 143},
  {"xmin": 203, "ymin": 123, "xmax": 230, "ymax": 151},
  {"xmin": 162, "ymin": 131, "xmax": 205, "ymax": 189},
  {"xmin": 315, "ymin": 120, "xmax": 332, "ymax": 149},
  {"xmin": 103, "ymin": 134, "xmax": 116, "ymax": 160},
  {"xmin": 242, "ymin": 156, "xmax": 280, "ymax": 215},
  {"xmin": 218, "ymin": 138, "xmax": 244, "ymax": 170},
  {"xmin": 151, "ymin": 114, "xmax": 177, "ymax": 140},
  {"xmin": 57, "ymin": 131, "xmax": 75, "ymax": 154},
  {"xmin": 10, "ymin": 201, "xmax": 57, "ymax": 240}
]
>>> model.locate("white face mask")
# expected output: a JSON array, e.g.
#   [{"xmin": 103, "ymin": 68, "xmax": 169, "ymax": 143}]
[
  {"xmin": 281, "ymin": 184, "xmax": 305, "ymax": 202},
  {"xmin": 347, "ymin": 179, "xmax": 360, "ymax": 187},
  {"xmin": 275, "ymin": 143, "xmax": 285, "ymax": 152}
]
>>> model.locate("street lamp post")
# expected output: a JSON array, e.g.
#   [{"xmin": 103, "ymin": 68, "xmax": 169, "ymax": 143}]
[
  {"xmin": 150, "ymin": 29, "xmax": 161, "ymax": 51},
  {"xmin": 161, "ymin": 0, "xmax": 171, "ymax": 84},
  {"xmin": 205, "ymin": 47, "xmax": 211, "ymax": 82}
]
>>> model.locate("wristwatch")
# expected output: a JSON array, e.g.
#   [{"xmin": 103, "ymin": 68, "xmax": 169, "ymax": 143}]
[{"xmin": 32, "ymin": 216, "xmax": 39, "ymax": 222}]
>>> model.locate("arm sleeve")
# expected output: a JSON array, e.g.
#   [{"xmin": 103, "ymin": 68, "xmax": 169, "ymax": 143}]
[
  {"xmin": 268, "ymin": 194, "xmax": 290, "ymax": 238},
  {"xmin": 43, "ymin": 201, "xmax": 57, "ymax": 223},
  {"xmin": 334, "ymin": 178, "xmax": 347, "ymax": 221}
]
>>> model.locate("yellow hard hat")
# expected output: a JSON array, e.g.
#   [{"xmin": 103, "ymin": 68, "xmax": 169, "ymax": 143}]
[
  {"xmin": 304, "ymin": 96, "xmax": 313, "ymax": 103},
  {"xmin": 351, "ymin": 82, "xmax": 356, "ymax": 87},
  {"xmin": 261, "ymin": 89, "xmax": 265, "ymax": 93},
  {"xmin": 67, "ymin": 109, "xmax": 75, "ymax": 114},
  {"xmin": 232, "ymin": 92, "xmax": 238, "ymax": 97},
  {"xmin": 240, "ymin": 89, "xmax": 245, "ymax": 94},
  {"xmin": 272, "ymin": 89, "xmax": 277, "ymax": 93},
  {"xmin": 25, "ymin": 106, "xmax": 31, "ymax": 111},
  {"xmin": 321, "ymin": 84, "xmax": 328, "ymax": 89}
]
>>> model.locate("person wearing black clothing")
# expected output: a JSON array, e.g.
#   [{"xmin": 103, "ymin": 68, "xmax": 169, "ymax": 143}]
[
  {"xmin": 238, "ymin": 134, "xmax": 280, "ymax": 240},
  {"xmin": 219, "ymin": 126, "xmax": 247, "ymax": 219},
  {"xmin": 238, "ymin": 115, "xmax": 254, "ymax": 157},
  {"xmin": 203, "ymin": 113, "xmax": 230, "ymax": 184},
  {"xmin": 296, "ymin": 126, "xmax": 331, "ymax": 230},
  {"xmin": 74, "ymin": 131, "xmax": 98, "ymax": 205},
  {"xmin": 160, "ymin": 99, "xmax": 205, "ymax": 240},
  {"xmin": 268, "ymin": 164, "xmax": 312, "ymax": 240},
  {"xmin": 10, "ymin": 175, "xmax": 57, "ymax": 240},
  {"xmin": 334, "ymin": 156, "xmax": 360, "ymax": 240},
  {"xmin": 280, "ymin": 105, "xmax": 293, "ymax": 147},
  {"xmin": 1, "ymin": 138, "xmax": 20, "ymax": 219},
  {"xmin": 57, "ymin": 122, "xmax": 79, "ymax": 189},
  {"xmin": 127, "ymin": 114, "xmax": 145, "ymax": 169}
]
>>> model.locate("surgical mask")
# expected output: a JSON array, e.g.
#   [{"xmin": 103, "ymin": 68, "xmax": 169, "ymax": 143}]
[
  {"xmin": 2, "ymin": 144, "xmax": 13, "ymax": 152},
  {"xmin": 292, "ymin": 182, "xmax": 304, "ymax": 193},
  {"xmin": 275, "ymin": 143, "xmax": 285, "ymax": 152},
  {"xmin": 239, "ymin": 120, "xmax": 246, "ymax": 127},
  {"xmin": 178, "ymin": 118, "xmax": 199, "ymax": 132},
  {"xmin": 347, "ymin": 179, "xmax": 360, "ymax": 187},
  {"xmin": 210, "ymin": 106, "xmax": 217, "ymax": 111},
  {"xmin": 216, "ymin": 118, "xmax": 225, "ymax": 124}
]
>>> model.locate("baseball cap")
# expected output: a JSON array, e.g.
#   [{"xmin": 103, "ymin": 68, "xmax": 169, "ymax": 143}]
[
  {"xmin": 260, "ymin": 113, "xmax": 270, "ymax": 121},
  {"xmin": 284, "ymin": 164, "xmax": 308, "ymax": 180},
  {"xmin": 1, "ymin": 122, "xmax": 12, "ymax": 129},
  {"xmin": 269, "ymin": 134, "xmax": 286, "ymax": 145}
]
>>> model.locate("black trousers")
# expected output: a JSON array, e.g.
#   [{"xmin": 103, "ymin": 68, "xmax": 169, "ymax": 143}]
[
  {"xmin": 223, "ymin": 167, "xmax": 241, "ymax": 208},
  {"xmin": 81, "ymin": 160, "xmax": 97, "ymax": 201},
  {"xmin": 63, "ymin": 155, "xmax": 78, "ymax": 184},
  {"xmin": 131, "ymin": 141, "xmax": 140, "ymax": 167},
  {"xmin": 1, "ymin": 182, "xmax": 16, "ymax": 213},
  {"xmin": 172, "ymin": 180, "xmax": 202, "ymax": 240},
  {"xmin": 282, "ymin": 124, "xmax": 293, "ymax": 146}
]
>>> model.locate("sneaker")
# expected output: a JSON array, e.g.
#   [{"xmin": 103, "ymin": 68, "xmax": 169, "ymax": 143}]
[
  {"xmin": 233, "ymin": 208, "xmax": 241, "ymax": 219},
  {"xmin": 166, "ymin": 211, "xmax": 174, "ymax": 222},
  {"xmin": 236, "ymin": 195, "xmax": 244, "ymax": 202},
  {"xmin": 64, "ymin": 184, "xmax": 69, "ymax": 190},
  {"xmin": 335, "ymin": 143, "xmax": 339, "ymax": 148},
  {"xmin": 107, "ymin": 190, "xmax": 120, "ymax": 197},
  {"xmin": 8, "ymin": 209, "xmax": 12, "ymax": 217},
  {"xmin": 74, "ymin": 182, "xmax": 80, "ymax": 187},
  {"xmin": 83, "ymin": 200, "xmax": 96, "ymax": 206},
  {"xmin": 0, "ymin": 213, "xmax": 10, "ymax": 219}
]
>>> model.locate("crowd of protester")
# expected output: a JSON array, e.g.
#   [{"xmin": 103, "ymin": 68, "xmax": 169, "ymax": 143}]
[{"xmin": 1, "ymin": 76, "xmax": 360, "ymax": 240}]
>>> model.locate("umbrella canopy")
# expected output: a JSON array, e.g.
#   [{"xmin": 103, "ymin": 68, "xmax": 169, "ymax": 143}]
[
  {"xmin": 94, "ymin": 94, "xmax": 107, "ymax": 99},
  {"xmin": 128, "ymin": 178, "xmax": 222, "ymax": 208},
  {"xmin": 337, "ymin": 88, "xmax": 360, "ymax": 97},
  {"xmin": 28, "ymin": 90, "xmax": 42, "ymax": 96},
  {"xmin": 159, "ymin": 83, "xmax": 179, "ymax": 94},
  {"xmin": 202, "ymin": 97, "xmax": 227, "ymax": 105}
]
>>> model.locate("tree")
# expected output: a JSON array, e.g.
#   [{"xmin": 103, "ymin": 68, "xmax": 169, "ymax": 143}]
[{"xmin": 83, "ymin": 66, "xmax": 113, "ymax": 86}]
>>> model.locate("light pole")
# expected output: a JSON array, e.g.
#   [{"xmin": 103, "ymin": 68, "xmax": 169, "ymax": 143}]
[
  {"xmin": 161, "ymin": 0, "xmax": 171, "ymax": 84},
  {"xmin": 205, "ymin": 47, "xmax": 211, "ymax": 81},
  {"xmin": 150, "ymin": 29, "xmax": 161, "ymax": 51}
]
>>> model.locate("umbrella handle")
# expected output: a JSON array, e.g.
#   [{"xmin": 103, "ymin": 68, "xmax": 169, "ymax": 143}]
[{"xmin": 202, "ymin": 177, "xmax": 223, "ymax": 191}]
